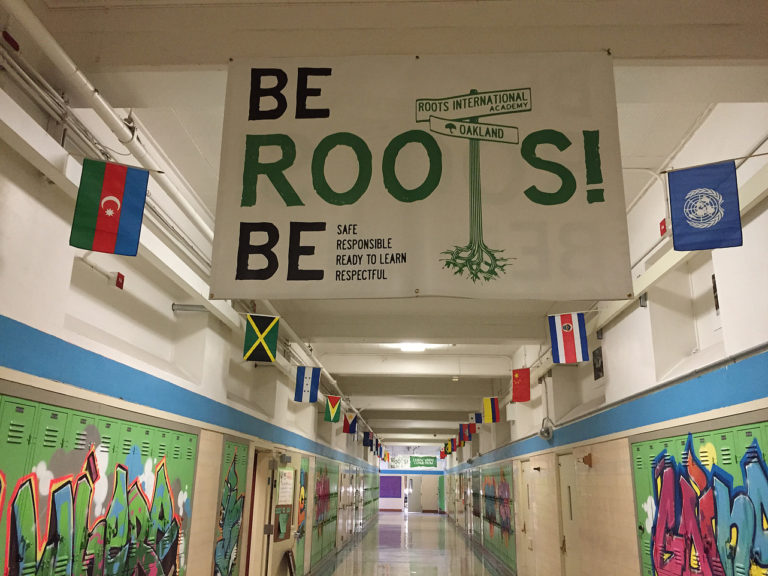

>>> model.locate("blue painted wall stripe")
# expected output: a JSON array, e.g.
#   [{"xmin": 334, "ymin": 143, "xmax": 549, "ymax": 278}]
[
  {"xmin": 447, "ymin": 350, "xmax": 768, "ymax": 473},
  {"xmin": 0, "ymin": 315, "xmax": 377, "ymax": 473}
]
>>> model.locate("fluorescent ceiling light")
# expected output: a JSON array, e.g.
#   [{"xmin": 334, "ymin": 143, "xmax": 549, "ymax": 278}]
[{"xmin": 400, "ymin": 342, "xmax": 428, "ymax": 352}]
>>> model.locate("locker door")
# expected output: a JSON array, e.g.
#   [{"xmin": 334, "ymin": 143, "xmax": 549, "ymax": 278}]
[
  {"xmin": 96, "ymin": 418, "xmax": 117, "ymax": 463},
  {"xmin": 631, "ymin": 441, "xmax": 653, "ymax": 576},
  {"xmin": 0, "ymin": 399, "xmax": 38, "ymax": 575},
  {"xmin": 734, "ymin": 424, "xmax": 765, "ymax": 479},
  {"xmin": 710, "ymin": 430, "xmax": 738, "ymax": 479},
  {"xmin": 32, "ymin": 406, "xmax": 69, "ymax": 465},
  {"xmin": 154, "ymin": 429, "xmax": 171, "ymax": 462},
  {"xmin": 65, "ymin": 411, "xmax": 96, "ymax": 459},
  {"xmin": 692, "ymin": 432, "xmax": 717, "ymax": 471},
  {"xmin": 116, "ymin": 422, "xmax": 154, "ymax": 486}
]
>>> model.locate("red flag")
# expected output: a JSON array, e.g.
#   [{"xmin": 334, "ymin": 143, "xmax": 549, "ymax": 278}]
[
  {"xmin": 512, "ymin": 368, "xmax": 531, "ymax": 402},
  {"xmin": 440, "ymin": 449, "xmax": 446, "ymax": 459}
]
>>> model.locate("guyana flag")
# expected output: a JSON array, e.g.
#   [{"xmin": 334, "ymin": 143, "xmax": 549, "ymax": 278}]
[
  {"xmin": 243, "ymin": 314, "xmax": 279, "ymax": 362},
  {"xmin": 324, "ymin": 395, "xmax": 341, "ymax": 422}
]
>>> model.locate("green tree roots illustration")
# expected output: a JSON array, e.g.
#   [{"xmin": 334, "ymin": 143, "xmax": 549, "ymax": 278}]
[{"xmin": 441, "ymin": 135, "xmax": 508, "ymax": 282}]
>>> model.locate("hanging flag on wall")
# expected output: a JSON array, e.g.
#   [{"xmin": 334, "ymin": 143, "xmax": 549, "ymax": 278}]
[
  {"xmin": 70, "ymin": 159, "xmax": 149, "ymax": 256},
  {"xmin": 668, "ymin": 161, "xmax": 742, "ymax": 251},
  {"xmin": 445, "ymin": 441, "xmax": 452, "ymax": 455},
  {"xmin": 451, "ymin": 438, "xmax": 457, "ymax": 452},
  {"xmin": 468, "ymin": 421, "xmax": 477, "ymax": 435},
  {"xmin": 483, "ymin": 397, "xmax": 501, "ymax": 423},
  {"xmin": 512, "ymin": 368, "xmax": 531, "ymax": 402},
  {"xmin": 549, "ymin": 312, "xmax": 589, "ymax": 364},
  {"xmin": 324, "ymin": 395, "xmax": 341, "ymax": 421},
  {"xmin": 294, "ymin": 365, "xmax": 320, "ymax": 402},
  {"xmin": 440, "ymin": 449, "xmax": 446, "ymax": 459},
  {"xmin": 243, "ymin": 314, "xmax": 279, "ymax": 362},
  {"xmin": 343, "ymin": 413, "xmax": 358, "ymax": 434},
  {"xmin": 363, "ymin": 432, "xmax": 373, "ymax": 447}
]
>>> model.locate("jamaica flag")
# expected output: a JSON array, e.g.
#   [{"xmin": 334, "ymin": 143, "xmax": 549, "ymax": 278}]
[{"xmin": 243, "ymin": 314, "xmax": 279, "ymax": 362}]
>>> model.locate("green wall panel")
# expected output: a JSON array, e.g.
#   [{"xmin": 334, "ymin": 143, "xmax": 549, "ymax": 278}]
[{"xmin": 0, "ymin": 393, "xmax": 198, "ymax": 576}]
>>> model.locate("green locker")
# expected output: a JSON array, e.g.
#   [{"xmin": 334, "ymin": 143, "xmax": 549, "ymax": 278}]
[
  {"xmin": 631, "ymin": 441, "xmax": 653, "ymax": 576},
  {"xmin": 0, "ymin": 397, "xmax": 38, "ymax": 572},
  {"xmin": 735, "ymin": 424, "xmax": 766, "ymax": 469},
  {"xmin": 96, "ymin": 418, "xmax": 117, "ymax": 460},
  {"xmin": 65, "ymin": 411, "xmax": 96, "ymax": 455},
  {"xmin": 32, "ymin": 406, "xmax": 69, "ymax": 463}
]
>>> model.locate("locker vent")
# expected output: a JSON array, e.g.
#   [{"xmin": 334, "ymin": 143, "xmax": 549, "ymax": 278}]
[
  {"xmin": 43, "ymin": 427, "xmax": 60, "ymax": 448},
  {"xmin": 7, "ymin": 422, "xmax": 27, "ymax": 444},
  {"xmin": 100, "ymin": 436, "xmax": 112, "ymax": 453},
  {"xmin": 186, "ymin": 446, "xmax": 194, "ymax": 460},
  {"xmin": 720, "ymin": 447, "xmax": 733, "ymax": 466},
  {"xmin": 157, "ymin": 443, "xmax": 168, "ymax": 458},
  {"xmin": 698, "ymin": 448, "xmax": 712, "ymax": 468},
  {"xmin": 122, "ymin": 438, "xmax": 134, "ymax": 455},
  {"xmin": 141, "ymin": 441, "xmax": 151, "ymax": 457},
  {"xmin": 173, "ymin": 446, "xmax": 182, "ymax": 460},
  {"xmin": 74, "ymin": 430, "xmax": 89, "ymax": 450}
]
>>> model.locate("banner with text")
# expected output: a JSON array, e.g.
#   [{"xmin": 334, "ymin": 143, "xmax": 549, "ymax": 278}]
[{"xmin": 211, "ymin": 54, "xmax": 631, "ymax": 300}]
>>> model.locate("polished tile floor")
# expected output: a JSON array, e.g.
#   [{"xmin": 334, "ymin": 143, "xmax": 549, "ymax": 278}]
[{"xmin": 319, "ymin": 512, "xmax": 505, "ymax": 575}]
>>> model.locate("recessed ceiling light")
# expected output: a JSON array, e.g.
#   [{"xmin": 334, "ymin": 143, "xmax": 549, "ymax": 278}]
[{"xmin": 451, "ymin": 376, "xmax": 459, "ymax": 381}]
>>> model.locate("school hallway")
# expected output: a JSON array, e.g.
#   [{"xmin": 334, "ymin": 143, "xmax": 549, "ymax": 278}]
[{"xmin": 318, "ymin": 512, "xmax": 502, "ymax": 576}]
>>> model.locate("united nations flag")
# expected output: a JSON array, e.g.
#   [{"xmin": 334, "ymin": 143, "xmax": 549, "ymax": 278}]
[{"xmin": 668, "ymin": 161, "xmax": 742, "ymax": 251}]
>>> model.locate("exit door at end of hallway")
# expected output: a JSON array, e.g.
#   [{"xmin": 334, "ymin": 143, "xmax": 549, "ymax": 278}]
[{"xmin": 406, "ymin": 476, "xmax": 422, "ymax": 512}]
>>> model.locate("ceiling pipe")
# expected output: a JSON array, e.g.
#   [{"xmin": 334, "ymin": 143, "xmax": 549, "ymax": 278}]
[
  {"xmin": 0, "ymin": 0, "xmax": 214, "ymax": 244},
  {"xmin": 259, "ymin": 299, "xmax": 374, "ymax": 436}
]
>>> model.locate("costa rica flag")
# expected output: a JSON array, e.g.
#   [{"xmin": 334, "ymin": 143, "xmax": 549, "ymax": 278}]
[{"xmin": 549, "ymin": 313, "xmax": 589, "ymax": 364}]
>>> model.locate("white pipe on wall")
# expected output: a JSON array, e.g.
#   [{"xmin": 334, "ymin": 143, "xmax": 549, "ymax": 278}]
[{"xmin": 0, "ymin": 0, "xmax": 215, "ymax": 245}]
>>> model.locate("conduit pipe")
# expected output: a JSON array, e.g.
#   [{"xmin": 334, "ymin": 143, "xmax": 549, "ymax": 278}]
[
  {"xmin": 0, "ymin": 0, "xmax": 214, "ymax": 244},
  {"xmin": 259, "ymin": 299, "xmax": 374, "ymax": 437}
]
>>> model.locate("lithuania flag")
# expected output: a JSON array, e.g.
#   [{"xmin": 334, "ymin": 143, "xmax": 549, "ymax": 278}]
[{"xmin": 70, "ymin": 159, "xmax": 149, "ymax": 256}]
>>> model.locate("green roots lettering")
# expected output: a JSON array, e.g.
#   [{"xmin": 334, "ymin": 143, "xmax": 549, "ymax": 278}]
[{"xmin": 441, "ymin": 133, "xmax": 508, "ymax": 282}]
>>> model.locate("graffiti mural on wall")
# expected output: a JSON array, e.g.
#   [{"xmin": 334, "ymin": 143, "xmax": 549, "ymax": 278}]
[
  {"xmin": 4, "ymin": 447, "xmax": 182, "ymax": 576},
  {"xmin": 314, "ymin": 466, "xmax": 330, "ymax": 538},
  {"xmin": 214, "ymin": 452, "xmax": 245, "ymax": 576},
  {"xmin": 482, "ymin": 469, "xmax": 512, "ymax": 543},
  {"xmin": 651, "ymin": 433, "xmax": 768, "ymax": 576}
]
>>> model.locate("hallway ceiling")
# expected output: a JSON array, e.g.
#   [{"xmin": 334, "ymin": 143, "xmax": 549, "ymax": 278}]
[{"xmin": 5, "ymin": 0, "xmax": 767, "ymax": 446}]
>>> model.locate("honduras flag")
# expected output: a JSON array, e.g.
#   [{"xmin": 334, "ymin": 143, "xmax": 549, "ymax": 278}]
[
  {"xmin": 294, "ymin": 366, "xmax": 320, "ymax": 402},
  {"xmin": 668, "ymin": 161, "xmax": 742, "ymax": 251}
]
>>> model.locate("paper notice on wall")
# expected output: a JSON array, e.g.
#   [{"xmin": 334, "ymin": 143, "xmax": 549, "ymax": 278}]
[{"xmin": 277, "ymin": 468, "xmax": 295, "ymax": 505}]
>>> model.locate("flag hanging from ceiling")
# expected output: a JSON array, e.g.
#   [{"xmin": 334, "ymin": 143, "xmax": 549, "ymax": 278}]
[
  {"xmin": 483, "ymin": 397, "xmax": 501, "ymax": 423},
  {"xmin": 378, "ymin": 445, "xmax": 383, "ymax": 458},
  {"xmin": 460, "ymin": 424, "xmax": 472, "ymax": 442},
  {"xmin": 549, "ymin": 313, "xmax": 589, "ymax": 364},
  {"xmin": 324, "ymin": 395, "xmax": 341, "ymax": 421},
  {"xmin": 343, "ymin": 413, "xmax": 357, "ymax": 434},
  {"xmin": 440, "ymin": 449, "xmax": 446, "ymax": 459},
  {"xmin": 668, "ymin": 161, "xmax": 742, "ymax": 251},
  {"xmin": 451, "ymin": 438, "xmax": 457, "ymax": 452},
  {"xmin": 445, "ymin": 441, "xmax": 452, "ymax": 455},
  {"xmin": 512, "ymin": 368, "xmax": 531, "ymax": 402},
  {"xmin": 469, "ymin": 421, "xmax": 477, "ymax": 435},
  {"xmin": 243, "ymin": 314, "xmax": 279, "ymax": 362},
  {"xmin": 469, "ymin": 412, "xmax": 483, "ymax": 425},
  {"xmin": 70, "ymin": 159, "xmax": 149, "ymax": 256},
  {"xmin": 363, "ymin": 432, "xmax": 373, "ymax": 447},
  {"xmin": 294, "ymin": 365, "xmax": 320, "ymax": 402}
]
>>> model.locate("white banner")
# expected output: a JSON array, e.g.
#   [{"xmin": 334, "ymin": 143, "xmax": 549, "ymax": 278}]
[{"xmin": 210, "ymin": 53, "xmax": 631, "ymax": 300}]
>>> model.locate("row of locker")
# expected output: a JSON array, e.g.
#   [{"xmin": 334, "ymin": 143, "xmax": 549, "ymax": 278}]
[
  {"xmin": 0, "ymin": 393, "xmax": 199, "ymax": 576},
  {"xmin": 631, "ymin": 419, "xmax": 768, "ymax": 576}
]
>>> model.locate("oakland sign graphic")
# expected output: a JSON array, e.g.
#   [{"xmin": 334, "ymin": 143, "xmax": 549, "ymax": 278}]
[{"xmin": 210, "ymin": 54, "xmax": 631, "ymax": 300}]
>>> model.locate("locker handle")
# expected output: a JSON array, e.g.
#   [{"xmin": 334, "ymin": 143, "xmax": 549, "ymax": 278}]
[
  {"xmin": 638, "ymin": 524, "xmax": 644, "ymax": 533},
  {"xmin": 560, "ymin": 536, "xmax": 567, "ymax": 554}
]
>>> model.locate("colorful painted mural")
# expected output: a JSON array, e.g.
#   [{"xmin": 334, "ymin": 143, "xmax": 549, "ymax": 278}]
[
  {"xmin": 214, "ymin": 441, "xmax": 247, "ymax": 576},
  {"xmin": 632, "ymin": 423, "xmax": 768, "ymax": 576},
  {"xmin": 0, "ymin": 395, "xmax": 198, "ymax": 576},
  {"xmin": 310, "ymin": 459, "xmax": 338, "ymax": 569},
  {"xmin": 294, "ymin": 457, "xmax": 309, "ymax": 576},
  {"xmin": 481, "ymin": 464, "xmax": 515, "ymax": 571}
]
